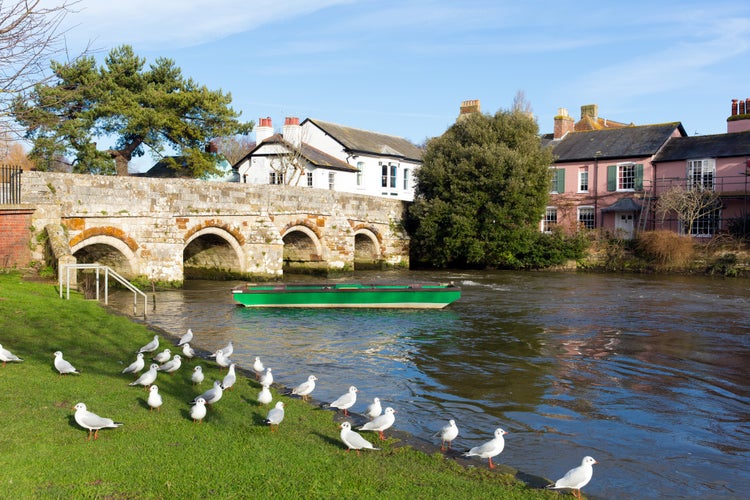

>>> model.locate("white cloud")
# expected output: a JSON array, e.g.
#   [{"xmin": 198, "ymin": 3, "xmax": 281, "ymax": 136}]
[
  {"xmin": 577, "ymin": 16, "xmax": 750, "ymax": 101},
  {"xmin": 59, "ymin": 0, "xmax": 355, "ymax": 51}
]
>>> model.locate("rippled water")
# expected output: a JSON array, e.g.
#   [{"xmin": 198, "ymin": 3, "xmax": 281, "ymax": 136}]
[{"xmin": 107, "ymin": 270, "xmax": 750, "ymax": 499}]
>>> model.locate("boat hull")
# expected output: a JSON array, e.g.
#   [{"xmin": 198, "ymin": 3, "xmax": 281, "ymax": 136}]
[{"xmin": 232, "ymin": 283, "xmax": 460, "ymax": 309}]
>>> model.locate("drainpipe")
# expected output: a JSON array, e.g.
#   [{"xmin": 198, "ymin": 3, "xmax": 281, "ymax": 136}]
[{"xmin": 594, "ymin": 151, "xmax": 601, "ymax": 228}]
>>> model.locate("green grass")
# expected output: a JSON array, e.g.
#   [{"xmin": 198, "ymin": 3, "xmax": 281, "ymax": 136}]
[{"xmin": 0, "ymin": 272, "xmax": 563, "ymax": 499}]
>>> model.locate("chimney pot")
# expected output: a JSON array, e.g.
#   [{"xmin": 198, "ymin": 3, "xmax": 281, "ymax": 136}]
[
  {"xmin": 554, "ymin": 107, "xmax": 575, "ymax": 139},
  {"xmin": 732, "ymin": 99, "xmax": 739, "ymax": 116}
]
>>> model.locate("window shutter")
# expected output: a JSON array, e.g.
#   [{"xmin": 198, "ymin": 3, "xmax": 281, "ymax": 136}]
[
  {"xmin": 635, "ymin": 164, "xmax": 644, "ymax": 191},
  {"xmin": 556, "ymin": 169, "xmax": 565, "ymax": 193},
  {"xmin": 607, "ymin": 165, "xmax": 616, "ymax": 191}
]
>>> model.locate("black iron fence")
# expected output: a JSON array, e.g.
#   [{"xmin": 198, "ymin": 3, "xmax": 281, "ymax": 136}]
[{"xmin": 0, "ymin": 165, "xmax": 22, "ymax": 204}]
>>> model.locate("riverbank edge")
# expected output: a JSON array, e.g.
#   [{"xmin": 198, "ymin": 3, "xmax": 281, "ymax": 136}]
[{"xmin": 111, "ymin": 303, "xmax": 554, "ymax": 491}]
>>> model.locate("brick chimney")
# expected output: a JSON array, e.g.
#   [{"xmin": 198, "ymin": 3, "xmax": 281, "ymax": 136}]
[
  {"xmin": 554, "ymin": 107, "xmax": 575, "ymax": 139},
  {"xmin": 282, "ymin": 116, "xmax": 302, "ymax": 147},
  {"xmin": 728, "ymin": 98, "xmax": 750, "ymax": 133},
  {"xmin": 255, "ymin": 117, "xmax": 273, "ymax": 143},
  {"xmin": 458, "ymin": 99, "xmax": 481, "ymax": 120}
]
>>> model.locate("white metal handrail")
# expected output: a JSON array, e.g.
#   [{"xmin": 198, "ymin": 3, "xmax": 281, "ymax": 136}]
[{"xmin": 59, "ymin": 263, "xmax": 148, "ymax": 317}]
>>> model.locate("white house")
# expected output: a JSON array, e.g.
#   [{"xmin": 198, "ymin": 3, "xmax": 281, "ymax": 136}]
[{"xmin": 233, "ymin": 116, "xmax": 423, "ymax": 201}]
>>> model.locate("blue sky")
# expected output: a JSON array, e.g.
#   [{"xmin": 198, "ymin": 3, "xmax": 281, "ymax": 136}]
[{"xmin": 58, "ymin": 0, "xmax": 750, "ymax": 169}]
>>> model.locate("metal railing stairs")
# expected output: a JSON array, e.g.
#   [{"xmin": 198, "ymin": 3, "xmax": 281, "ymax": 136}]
[{"xmin": 59, "ymin": 263, "xmax": 148, "ymax": 317}]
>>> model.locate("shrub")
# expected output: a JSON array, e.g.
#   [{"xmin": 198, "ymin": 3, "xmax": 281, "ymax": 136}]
[{"xmin": 636, "ymin": 230, "xmax": 694, "ymax": 269}]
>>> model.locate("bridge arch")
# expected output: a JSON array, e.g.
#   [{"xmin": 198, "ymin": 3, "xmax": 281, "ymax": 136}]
[
  {"xmin": 353, "ymin": 226, "xmax": 384, "ymax": 269},
  {"xmin": 70, "ymin": 234, "xmax": 139, "ymax": 277},
  {"xmin": 183, "ymin": 226, "xmax": 244, "ymax": 278},
  {"xmin": 281, "ymin": 224, "xmax": 324, "ymax": 272}
]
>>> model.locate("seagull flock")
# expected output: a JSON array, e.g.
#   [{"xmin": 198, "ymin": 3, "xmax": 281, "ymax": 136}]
[{"xmin": 1, "ymin": 330, "xmax": 597, "ymax": 498}]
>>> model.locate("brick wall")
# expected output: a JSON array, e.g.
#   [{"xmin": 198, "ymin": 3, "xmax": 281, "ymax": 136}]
[{"xmin": 0, "ymin": 208, "xmax": 34, "ymax": 267}]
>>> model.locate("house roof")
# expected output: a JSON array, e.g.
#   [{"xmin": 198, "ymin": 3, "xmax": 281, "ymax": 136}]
[
  {"xmin": 250, "ymin": 134, "xmax": 358, "ymax": 173},
  {"xmin": 575, "ymin": 114, "xmax": 632, "ymax": 132},
  {"xmin": 652, "ymin": 130, "xmax": 750, "ymax": 162},
  {"xmin": 550, "ymin": 122, "xmax": 686, "ymax": 162},
  {"xmin": 303, "ymin": 118, "xmax": 424, "ymax": 161}
]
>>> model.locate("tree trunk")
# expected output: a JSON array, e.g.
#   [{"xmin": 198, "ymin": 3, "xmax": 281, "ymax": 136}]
[
  {"xmin": 112, "ymin": 151, "xmax": 130, "ymax": 176},
  {"xmin": 108, "ymin": 138, "xmax": 142, "ymax": 176}
]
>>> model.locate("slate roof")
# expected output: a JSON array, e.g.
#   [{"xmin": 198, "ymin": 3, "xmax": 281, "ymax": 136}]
[
  {"xmin": 251, "ymin": 134, "xmax": 358, "ymax": 172},
  {"xmin": 303, "ymin": 118, "xmax": 424, "ymax": 161},
  {"xmin": 601, "ymin": 197, "xmax": 642, "ymax": 212},
  {"xmin": 652, "ymin": 130, "xmax": 750, "ymax": 162},
  {"xmin": 550, "ymin": 123, "xmax": 686, "ymax": 162}
]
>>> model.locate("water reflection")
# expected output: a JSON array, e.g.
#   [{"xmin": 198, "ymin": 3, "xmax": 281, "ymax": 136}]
[{"xmin": 106, "ymin": 270, "xmax": 750, "ymax": 498}]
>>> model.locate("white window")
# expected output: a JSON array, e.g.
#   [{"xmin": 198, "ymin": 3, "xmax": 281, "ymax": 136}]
[
  {"xmin": 542, "ymin": 207, "xmax": 557, "ymax": 233},
  {"xmin": 577, "ymin": 206, "xmax": 595, "ymax": 229},
  {"xmin": 328, "ymin": 172, "xmax": 335, "ymax": 190},
  {"xmin": 390, "ymin": 164, "xmax": 397, "ymax": 188},
  {"xmin": 403, "ymin": 169, "xmax": 410, "ymax": 190},
  {"xmin": 687, "ymin": 159, "xmax": 715, "ymax": 191},
  {"xmin": 306, "ymin": 172, "xmax": 313, "ymax": 187},
  {"xmin": 578, "ymin": 167, "xmax": 589, "ymax": 192},
  {"xmin": 381, "ymin": 164, "xmax": 388, "ymax": 188},
  {"xmin": 619, "ymin": 163, "xmax": 635, "ymax": 190},
  {"xmin": 356, "ymin": 161, "xmax": 364, "ymax": 187}
]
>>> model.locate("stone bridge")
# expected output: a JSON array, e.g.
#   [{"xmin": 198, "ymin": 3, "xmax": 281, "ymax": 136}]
[{"xmin": 19, "ymin": 172, "xmax": 410, "ymax": 284}]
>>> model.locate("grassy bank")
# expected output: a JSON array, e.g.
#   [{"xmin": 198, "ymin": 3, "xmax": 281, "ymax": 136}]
[{"xmin": 0, "ymin": 272, "xmax": 563, "ymax": 499}]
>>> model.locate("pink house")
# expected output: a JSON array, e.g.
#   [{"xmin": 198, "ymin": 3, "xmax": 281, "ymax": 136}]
[
  {"xmin": 545, "ymin": 101, "xmax": 750, "ymax": 238},
  {"xmin": 544, "ymin": 105, "xmax": 685, "ymax": 239}
]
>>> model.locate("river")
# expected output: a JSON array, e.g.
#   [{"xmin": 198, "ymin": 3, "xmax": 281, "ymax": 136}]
[{"xmin": 107, "ymin": 270, "xmax": 750, "ymax": 499}]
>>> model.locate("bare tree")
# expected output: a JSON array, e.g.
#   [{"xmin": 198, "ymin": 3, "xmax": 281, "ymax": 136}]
[
  {"xmin": 267, "ymin": 128, "xmax": 312, "ymax": 187},
  {"xmin": 215, "ymin": 135, "xmax": 255, "ymax": 166},
  {"xmin": 0, "ymin": 137, "xmax": 35, "ymax": 169},
  {"xmin": 0, "ymin": 0, "xmax": 81, "ymax": 138},
  {"xmin": 656, "ymin": 185, "xmax": 721, "ymax": 235}
]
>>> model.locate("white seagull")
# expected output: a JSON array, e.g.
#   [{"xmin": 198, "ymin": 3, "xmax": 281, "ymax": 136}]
[
  {"xmin": 177, "ymin": 328, "xmax": 193, "ymax": 346},
  {"xmin": 222, "ymin": 363, "xmax": 237, "ymax": 390},
  {"xmin": 291, "ymin": 375, "xmax": 317, "ymax": 401},
  {"xmin": 137, "ymin": 335, "xmax": 159, "ymax": 354},
  {"xmin": 462, "ymin": 428, "xmax": 508, "ymax": 469},
  {"xmin": 259, "ymin": 367, "xmax": 273, "ymax": 387},
  {"xmin": 358, "ymin": 407, "xmax": 396, "ymax": 440},
  {"xmin": 121, "ymin": 353, "xmax": 145, "ymax": 375},
  {"xmin": 181, "ymin": 343, "xmax": 196, "ymax": 361},
  {"xmin": 152, "ymin": 348, "xmax": 171, "ymax": 364},
  {"xmin": 192, "ymin": 380, "xmax": 223, "ymax": 405},
  {"xmin": 213, "ymin": 350, "xmax": 231, "ymax": 369},
  {"xmin": 365, "ymin": 397, "xmax": 382, "ymax": 419},
  {"xmin": 190, "ymin": 397, "xmax": 207, "ymax": 423},
  {"xmin": 436, "ymin": 419, "xmax": 459, "ymax": 451},
  {"xmin": 548, "ymin": 456, "xmax": 597, "ymax": 500},
  {"xmin": 329, "ymin": 386, "xmax": 358, "ymax": 416},
  {"xmin": 340, "ymin": 421, "xmax": 380, "ymax": 454},
  {"xmin": 257, "ymin": 384, "xmax": 273, "ymax": 405},
  {"xmin": 157, "ymin": 354, "xmax": 182, "ymax": 374},
  {"xmin": 210, "ymin": 341, "xmax": 233, "ymax": 358},
  {"xmin": 252, "ymin": 356, "xmax": 264, "ymax": 379},
  {"xmin": 72, "ymin": 402, "xmax": 122, "ymax": 440},
  {"xmin": 129, "ymin": 363, "xmax": 159, "ymax": 389},
  {"xmin": 53, "ymin": 351, "xmax": 79, "ymax": 376},
  {"xmin": 0, "ymin": 343, "xmax": 23, "ymax": 367},
  {"xmin": 191, "ymin": 365, "xmax": 204, "ymax": 385},
  {"xmin": 264, "ymin": 401, "xmax": 285, "ymax": 431},
  {"xmin": 147, "ymin": 384, "xmax": 163, "ymax": 412}
]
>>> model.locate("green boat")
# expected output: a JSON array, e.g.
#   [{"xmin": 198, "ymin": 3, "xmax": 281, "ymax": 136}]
[{"xmin": 231, "ymin": 282, "xmax": 461, "ymax": 309}]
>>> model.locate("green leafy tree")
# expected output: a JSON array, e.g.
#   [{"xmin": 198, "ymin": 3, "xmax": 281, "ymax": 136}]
[
  {"xmin": 407, "ymin": 107, "xmax": 553, "ymax": 268},
  {"xmin": 13, "ymin": 45, "xmax": 252, "ymax": 176}
]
